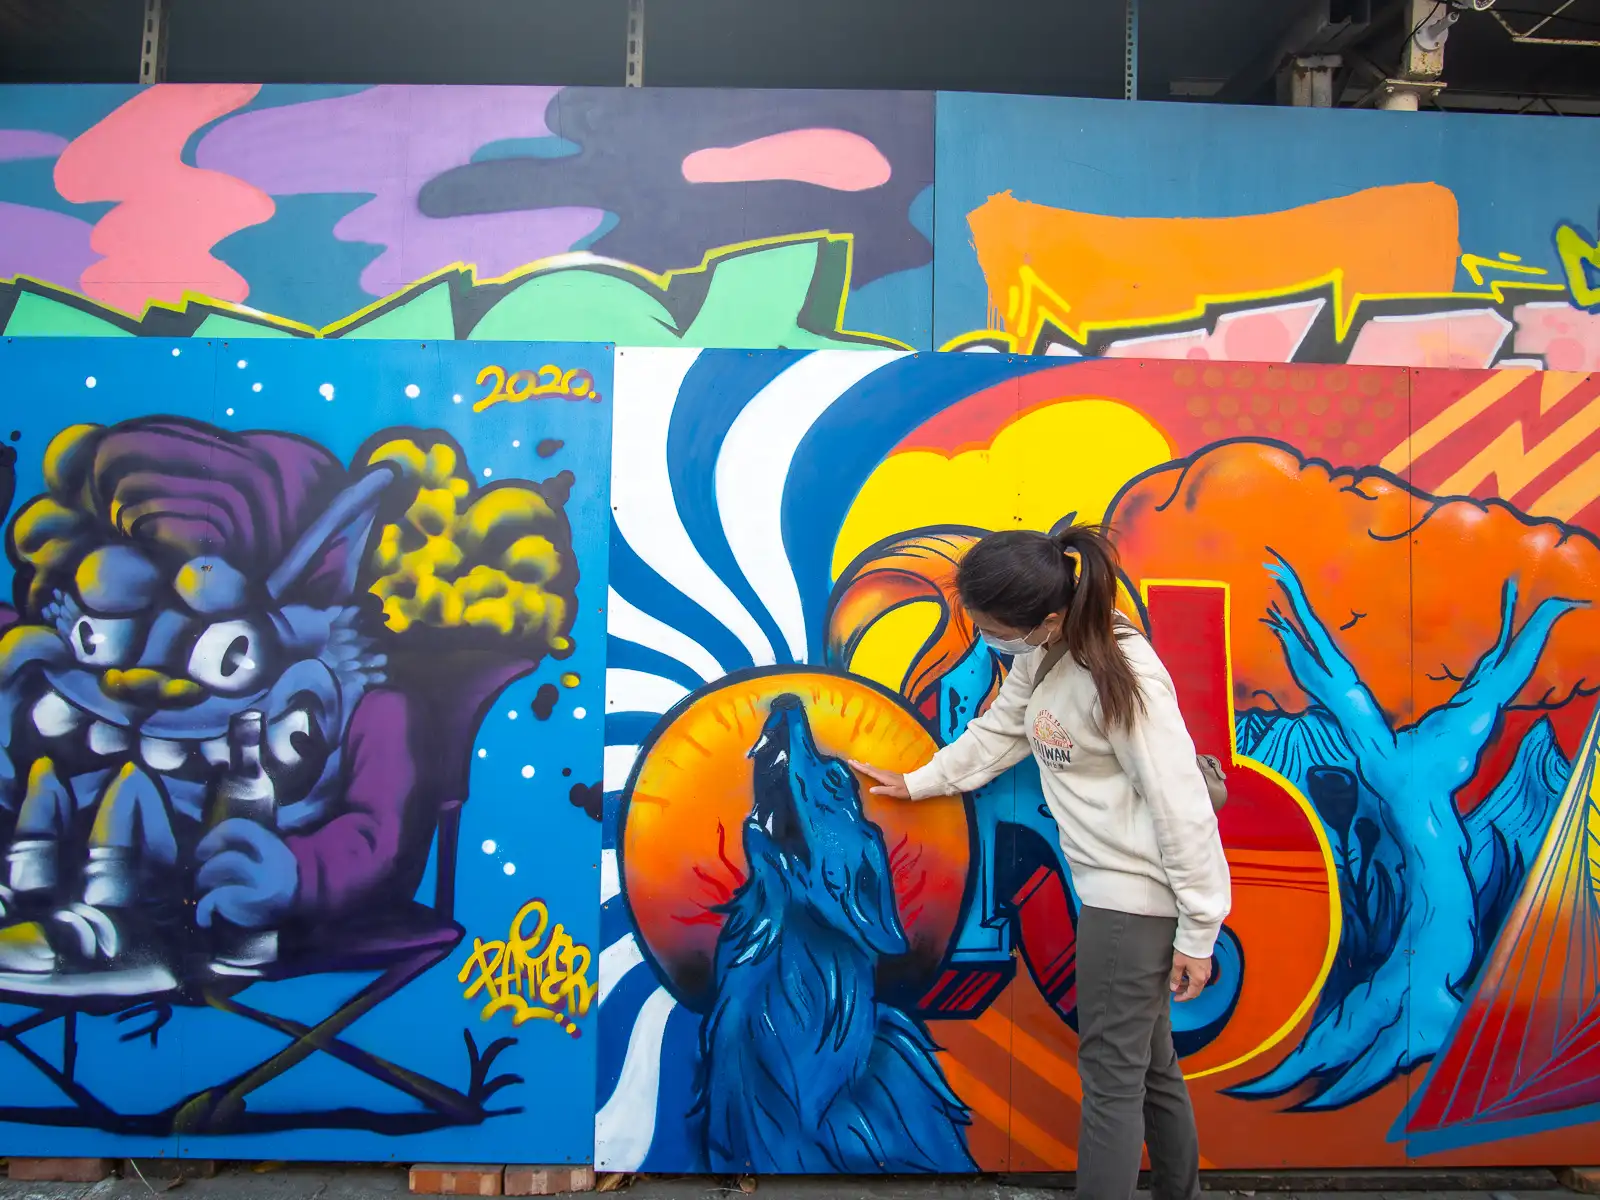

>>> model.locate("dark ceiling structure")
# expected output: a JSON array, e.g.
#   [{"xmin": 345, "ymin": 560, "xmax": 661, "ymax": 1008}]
[{"xmin": 0, "ymin": 0, "xmax": 1596, "ymax": 114}]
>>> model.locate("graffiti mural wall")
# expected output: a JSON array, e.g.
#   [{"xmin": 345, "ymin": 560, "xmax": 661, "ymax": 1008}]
[
  {"xmin": 0, "ymin": 84, "xmax": 934, "ymax": 349},
  {"xmin": 598, "ymin": 348, "xmax": 1600, "ymax": 1170},
  {"xmin": 5, "ymin": 84, "xmax": 1600, "ymax": 365},
  {"xmin": 934, "ymin": 94, "xmax": 1600, "ymax": 368},
  {"xmin": 0, "ymin": 337, "xmax": 611, "ymax": 1161}
]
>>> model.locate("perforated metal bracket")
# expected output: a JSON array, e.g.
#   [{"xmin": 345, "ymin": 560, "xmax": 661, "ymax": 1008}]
[
  {"xmin": 1123, "ymin": 0, "xmax": 1139, "ymax": 100},
  {"xmin": 139, "ymin": 0, "xmax": 168, "ymax": 85},
  {"xmin": 626, "ymin": 0, "xmax": 645, "ymax": 87}
]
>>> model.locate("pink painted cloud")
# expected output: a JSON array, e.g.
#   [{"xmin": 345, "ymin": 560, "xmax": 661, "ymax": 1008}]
[
  {"xmin": 681, "ymin": 128, "xmax": 891, "ymax": 192},
  {"xmin": 55, "ymin": 84, "xmax": 274, "ymax": 311}
]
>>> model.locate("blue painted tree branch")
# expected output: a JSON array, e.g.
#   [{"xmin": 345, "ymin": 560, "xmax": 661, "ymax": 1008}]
[{"xmin": 1231, "ymin": 554, "xmax": 1581, "ymax": 1108}]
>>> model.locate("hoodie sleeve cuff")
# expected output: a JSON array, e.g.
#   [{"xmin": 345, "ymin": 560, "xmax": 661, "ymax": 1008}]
[
  {"xmin": 1175, "ymin": 920, "xmax": 1220, "ymax": 960},
  {"xmin": 903, "ymin": 762, "xmax": 948, "ymax": 801}
]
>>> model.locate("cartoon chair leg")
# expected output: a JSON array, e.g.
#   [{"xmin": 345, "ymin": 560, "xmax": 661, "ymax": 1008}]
[
  {"xmin": 0, "ymin": 762, "xmax": 179, "ymax": 995},
  {"xmin": 0, "ymin": 757, "xmax": 73, "ymax": 927},
  {"xmin": 176, "ymin": 944, "xmax": 460, "ymax": 1133}
]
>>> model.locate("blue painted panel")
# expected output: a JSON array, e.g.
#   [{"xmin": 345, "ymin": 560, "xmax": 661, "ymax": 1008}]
[{"xmin": 0, "ymin": 337, "xmax": 610, "ymax": 1162}]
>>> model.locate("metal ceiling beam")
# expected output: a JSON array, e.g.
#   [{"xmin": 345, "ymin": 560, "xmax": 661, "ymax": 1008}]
[
  {"xmin": 1491, "ymin": 1, "xmax": 1600, "ymax": 46},
  {"xmin": 1283, "ymin": 54, "xmax": 1344, "ymax": 104},
  {"xmin": 1217, "ymin": 0, "xmax": 1374, "ymax": 102},
  {"xmin": 1380, "ymin": 0, "xmax": 1452, "ymax": 110}
]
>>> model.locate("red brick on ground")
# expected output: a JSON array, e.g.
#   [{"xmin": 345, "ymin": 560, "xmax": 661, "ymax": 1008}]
[
  {"xmin": 504, "ymin": 1165, "xmax": 595, "ymax": 1196},
  {"xmin": 409, "ymin": 1164, "xmax": 505, "ymax": 1196},
  {"xmin": 9, "ymin": 1158, "xmax": 113, "ymax": 1182},
  {"xmin": 1562, "ymin": 1167, "xmax": 1600, "ymax": 1195}
]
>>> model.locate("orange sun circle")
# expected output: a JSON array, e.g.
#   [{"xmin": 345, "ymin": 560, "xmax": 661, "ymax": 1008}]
[{"xmin": 619, "ymin": 668, "xmax": 972, "ymax": 1011}]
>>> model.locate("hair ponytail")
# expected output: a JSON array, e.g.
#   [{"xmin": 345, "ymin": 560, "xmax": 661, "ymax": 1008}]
[
  {"xmin": 1052, "ymin": 524, "xmax": 1144, "ymax": 730},
  {"xmin": 954, "ymin": 523, "xmax": 1145, "ymax": 730}
]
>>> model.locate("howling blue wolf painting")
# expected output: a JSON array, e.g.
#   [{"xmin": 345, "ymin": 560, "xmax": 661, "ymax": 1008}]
[{"xmin": 694, "ymin": 692, "xmax": 976, "ymax": 1173}]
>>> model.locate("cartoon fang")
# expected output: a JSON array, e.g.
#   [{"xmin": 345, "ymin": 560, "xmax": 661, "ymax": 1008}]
[
  {"xmin": 31, "ymin": 692, "xmax": 80, "ymax": 739},
  {"xmin": 140, "ymin": 737, "xmax": 187, "ymax": 773},
  {"xmin": 87, "ymin": 722, "xmax": 130, "ymax": 756}
]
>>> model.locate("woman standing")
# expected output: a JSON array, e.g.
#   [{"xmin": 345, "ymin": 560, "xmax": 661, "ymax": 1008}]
[{"xmin": 852, "ymin": 525, "xmax": 1230, "ymax": 1200}]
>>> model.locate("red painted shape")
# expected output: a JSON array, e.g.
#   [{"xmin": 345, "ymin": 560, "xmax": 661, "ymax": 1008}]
[
  {"xmin": 1012, "ymin": 864, "xmax": 1078, "ymax": 1020},
  {"xmin": 1145, "ymin": 584, "xmax": 1233, "ymax": 758},
  {"xmin": 1145, "ymin": 583, "xmax": 1319, "ymax": 852},
  {"xmin": 916, "ymin": 965, "xmax": 1010, "ymax": 1016},
  {"xmin": 960, "ymin": 975, "xmax": 1004, "ymax": 1013}
]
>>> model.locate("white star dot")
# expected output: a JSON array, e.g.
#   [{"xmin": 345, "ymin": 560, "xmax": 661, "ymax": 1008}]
[
  {"xmin": 573, "ymin": 707, "xmax": 587, "ymax": 720},
  {"xmin": 512, "ymin": 439, "xmax": 521, "ymax": 448},
  {"xmin": 507, "ymin": 710, "xmax": 519, "ymax": 721},
  {"xmin": 503, "ymin": 862, "xmax": 517, "ymax": 876},
  {"xmin": 452, "ymin": 394, "xmax": 462, "ymax": 404},
  {"xmin": 171, "ymin": 347, "xmax": 181, "ymax": 357},
  {"xmin": 85, "ymin": 376, "xmax": 97, "ymax": 388},
  {"xmin": 483, "ymin": 467, "xmax": 493, "ymax": 478},
  {"xmin": 481, "ymin": 839, "xmax": 497, "ymax": 854},
  {"xmin": 226, "ymin": 407, "xmax": 235, "ymax": 416},
  {"xmin": 251, "ymin": 382, "xmax": 262, "ymax": 393},
  {"xmin": 521, "ymin": 765, "xmax": 535, "ymax": 779},
  {"xmin": 236, "ymin": 359, "xmax": 247, "ymax": 369},
  {"xmin": 405, "ymin": 384, "xmax": 420, "ymax": 399},
  {"xmin": 319, "ymin": 383, "xmax": 335, "ymax": 401},
  {"xmin": 477, "ymin": 748, "xmax": 487, "ymax": 759}
]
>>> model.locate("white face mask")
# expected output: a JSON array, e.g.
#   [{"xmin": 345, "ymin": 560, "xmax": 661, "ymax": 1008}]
[{"xmin": 979, "ymin": 622, "xmax": 1047, "ymax": 656}]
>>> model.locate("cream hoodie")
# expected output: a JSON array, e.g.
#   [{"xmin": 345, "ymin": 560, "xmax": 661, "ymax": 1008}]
[{"xmin": 903, "ymin": 633, "xmax": 1232, "ymax": 958}]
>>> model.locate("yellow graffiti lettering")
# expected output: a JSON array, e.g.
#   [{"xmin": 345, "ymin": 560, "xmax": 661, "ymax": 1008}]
[
  {"xmin": 1555, "ymin": 221, "xmax": 1600, "ymax": 310},
  {"xmin": 1460, "ymin": 251, "xmax": 1550, "ymax": 287},
  {"xmin": 473, "ymin": 364, "xmax": 603, "ymax": 412},
  {"xmin": 457, "ymin": 899, "xmax": 598, "ymax": 1036}
]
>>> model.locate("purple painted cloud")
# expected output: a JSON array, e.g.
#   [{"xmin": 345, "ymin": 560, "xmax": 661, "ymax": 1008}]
[
  {"xmin": 0, "ymin": 130, "xmax": 70, "ymax": 162},
  {"xmin": 194, "ymin": 85, "xmax": 604, "ymax": 298},
  {"xmin": 0, "ymin": 201, "xmax": 98, "ymax": 287}
]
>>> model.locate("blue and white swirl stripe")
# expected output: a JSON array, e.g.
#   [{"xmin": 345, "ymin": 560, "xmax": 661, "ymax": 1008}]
[{"xmin": 595, "ymin": 347, "xmax": 1060, "ymax": 1170}]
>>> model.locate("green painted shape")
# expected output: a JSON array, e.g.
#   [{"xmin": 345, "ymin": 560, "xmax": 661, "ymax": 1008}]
[
  {"xmin": 468, "ymin": 271, "xmax": 679, "ymax": 345},
  {"xmin": 4, "ymin": 292, "xmax": 132, "ymax": 337},
  {"xmin": 337, "ymin": 282, "xmax": 455, "ymax": 340},
  {"xmin": 680, "ymin": 242, "xmax": 844, "ymax": 348},
  {"xmin": 191, "ymin": 313, "xmax": 299, "ymax": 339}
]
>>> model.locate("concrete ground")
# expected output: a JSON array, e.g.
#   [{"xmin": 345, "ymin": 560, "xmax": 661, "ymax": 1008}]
[{"xmin": 0, "ymin": 1165, "xmax": 1586, "ymax": 1200}]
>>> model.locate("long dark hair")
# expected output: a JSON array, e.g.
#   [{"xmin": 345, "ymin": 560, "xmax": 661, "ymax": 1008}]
[{"xmin": 954, "ymin": 523, "xmax": 1144, "ymax": 730}]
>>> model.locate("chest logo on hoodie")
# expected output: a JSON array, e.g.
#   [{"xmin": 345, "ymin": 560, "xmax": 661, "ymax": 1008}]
[{"xmin": 1031, "ymin": 709, "xmax": 1074, "ymax": 768}]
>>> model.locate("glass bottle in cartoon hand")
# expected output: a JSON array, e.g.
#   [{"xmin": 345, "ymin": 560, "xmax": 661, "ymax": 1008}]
[{"xmin": 207, "ymin": 709, "xmax": 279, "ymax": 972}]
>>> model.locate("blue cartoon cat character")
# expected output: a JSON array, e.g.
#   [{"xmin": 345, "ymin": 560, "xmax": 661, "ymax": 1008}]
[{"xmin": 0, "ymin": 418, "xmax": 394, "ymax": 996}]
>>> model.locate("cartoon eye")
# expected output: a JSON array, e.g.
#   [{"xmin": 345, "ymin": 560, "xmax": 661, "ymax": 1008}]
[
  {"xmin": 188, "ymin": 620, "xmax": 263, "ymax": 693},
  {"xmin": 69, "ymin": 616, "xmax": 138, "ymax": 666}
]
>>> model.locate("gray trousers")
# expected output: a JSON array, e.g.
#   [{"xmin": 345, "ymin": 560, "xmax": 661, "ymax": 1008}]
[{"xmin": 1076, "ymin": 905, "xmax": 1202, "ymax": 1200}]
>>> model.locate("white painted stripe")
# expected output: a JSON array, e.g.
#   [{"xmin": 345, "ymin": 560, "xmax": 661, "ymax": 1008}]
[
  {"xmin": 600, "ymin": 847, "xmax": 621, "ymax": 905},
  {"xmin": 612, "ymin": 348, "xmax": 775, "ymax": 666},
  {"xmin": 604, "ymin": 745, "xmax": 640, "ymax": 792},
  {"xmin": 595, "ymin": 987, "xmax": 677, "ymax": 1170},
  {"xmin": 715, "ymin": 351, "xmax": 907, "ymax": 663},
  {"xmin": 605, "ymin": 668, "xmax": 690, "ymax": 716},
  {"xmin": 598, "ymin": 934, "xmax": 646, "ymax": 1008},
  {"xmin": 607, "ymin": 586, "xmax": 726, "ymax": 683}
]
